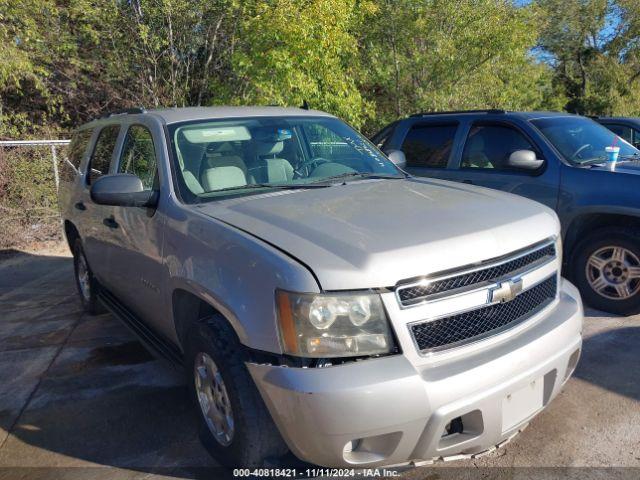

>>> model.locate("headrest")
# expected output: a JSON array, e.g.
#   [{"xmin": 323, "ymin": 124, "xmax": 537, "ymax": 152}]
[
  {"xmin": 255, "ymin": 141, "xmax": 284, "ymax": 156},
  {"xmin": 467, "ymin": 134, "xmax": 485, "ymax": 151}
]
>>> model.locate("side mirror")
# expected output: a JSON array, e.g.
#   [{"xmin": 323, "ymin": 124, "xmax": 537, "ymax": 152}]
[
  {"xmin": 90, "ymin": 174, "xmax": 158, "ymax": 207},
  {"xmin": 386, "ymin": 149, "xmax": 407, "ymax": 169},
  {"xmin": 506, "ymin": 150, "xmax": 544, "ymax": 171}
]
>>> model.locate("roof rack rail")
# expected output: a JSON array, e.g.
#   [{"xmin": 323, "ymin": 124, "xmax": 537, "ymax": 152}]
[
  {"xmin": 410, "ymin": 109, "xmax": 505, "ymax": 117},
  {"xmin": 100, "ymin": 107, "xmax": 146, "ymax": 119}
]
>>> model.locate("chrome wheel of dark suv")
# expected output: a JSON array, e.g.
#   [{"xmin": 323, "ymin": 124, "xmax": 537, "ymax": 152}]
[
  {"xmin": 586, "ymin": 246, "xmax": 640, "ymax": 301},
  {"xmin": 573, "ymin": 227, "xmax": 640, "ymax": 316}
]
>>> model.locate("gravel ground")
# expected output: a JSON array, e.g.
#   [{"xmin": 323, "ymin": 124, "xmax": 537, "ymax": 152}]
[{"xmin": 0, "ymin": 246, "xmax": 638, "ymax": 480}]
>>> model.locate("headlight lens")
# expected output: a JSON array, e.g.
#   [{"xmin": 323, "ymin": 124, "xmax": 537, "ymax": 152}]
[{"xmin": 276, "ymin": 290, "xmax": 395, "ymax": 358}]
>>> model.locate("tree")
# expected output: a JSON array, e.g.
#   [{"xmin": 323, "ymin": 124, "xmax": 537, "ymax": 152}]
[
  {"xmin": 0, "ymin": 0, "xmax": 55, "ymax": 136},
  {"xmin": 535, "ymin": 0, "xmax": 640, "ymax": 115},
  {"xmin": 120, "ymin": 0, "xmax": 246, "ymax": 108},
  {"xmin": 229, "ymin": 0, "xmax": 373, "ymax": 128},
  {"xmin": 359, "ymin": 0, "xmax": 563, "ymax": 132}
]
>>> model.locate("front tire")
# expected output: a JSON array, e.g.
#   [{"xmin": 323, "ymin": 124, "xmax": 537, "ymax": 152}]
[
  {"xmin": 571, "ymin": 227, "xmax": 640, "ymax": 315},
  {"xmin": 185, "ymin": 315, "xmax": 288, "ymax": 467},
  {"xmin": 72, "ymin": 239, "xmax": 104, "ymax": 315}
]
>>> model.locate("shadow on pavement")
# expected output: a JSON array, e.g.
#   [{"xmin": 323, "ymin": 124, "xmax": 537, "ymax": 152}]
[
  {"xmin": 0, "ymin": 252, "xmax": 217, "ymax": 478},
  {"xmin": 574, "ymin": 325, "xmax": 640, "ymax": 402}
]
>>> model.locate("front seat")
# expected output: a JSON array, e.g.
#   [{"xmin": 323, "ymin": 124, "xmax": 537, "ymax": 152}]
[
  {"xmin": 200, "ymin": 143, "xmax": 250, "ymax": 191},
  {"xmin": 176, "ymin": 132, "xmax": 206, "ymax": 194},
  {"xmin": 463, "ymin": 134, "xmax": 492, "ymax": 168},
  {"xmin": 255, "ymin": 141, "xmax": 294, "ymax": 183},
  {"xmin": 201, "ymin": 165, "xmax": 247, "ymax": 191}
]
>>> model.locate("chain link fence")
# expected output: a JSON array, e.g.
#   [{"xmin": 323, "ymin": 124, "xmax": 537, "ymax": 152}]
[{"xmin": 0, "ymin": 140, "xmax": 69, "ymax": 251}]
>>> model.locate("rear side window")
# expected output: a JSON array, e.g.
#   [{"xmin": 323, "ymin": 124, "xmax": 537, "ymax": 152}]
[
  {"xmin": 88, "ymin": 125, "xmax": 120, "ymax": 184},
  {"xmin": 602, "ymin": 124, "xmax": 633, "ymax": 144},
  {"xmin": 61, "ymin": 129, "xmax": 93, "ymax": 182},
  {"xmin": 118, "ymin": 125, "xmax": 158, "ymax": 190},
  {"xmin": 67, "ymin": 129, "xmax": 93, "ymax": 169},
  {"xmin": 401, "ymin": 124, "xmax": 457, "ymax": 168},
  {"xmin": 461, "ymin": 124, "xmax": 537, "ymax": 171}
]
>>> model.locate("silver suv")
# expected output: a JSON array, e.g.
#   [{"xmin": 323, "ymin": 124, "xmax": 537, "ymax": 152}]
[{"xmin": 58, "ymin": 106, "xmax": 583, "ymax": 468}]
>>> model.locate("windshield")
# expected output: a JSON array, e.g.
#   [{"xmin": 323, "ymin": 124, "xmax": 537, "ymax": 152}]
[
  {"xmin": 531, "ymin": 116, "xmax": 640, "ymax": 164},
  {"xmin": 168, "ymin": 116, "xmax": 403, "ymax": 203}
]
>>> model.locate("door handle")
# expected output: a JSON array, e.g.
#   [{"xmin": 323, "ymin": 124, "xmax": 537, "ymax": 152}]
[
  {"xmin": 462, "ymin": 179, "xmax": 474, "ymax": 184},
  {"xmin": 103, "ymin": 216, "xmax": 119, "ymax": 229},
  {"xmin": 74, "ymin": 202, "xmax": 86, "ymax": 211}
]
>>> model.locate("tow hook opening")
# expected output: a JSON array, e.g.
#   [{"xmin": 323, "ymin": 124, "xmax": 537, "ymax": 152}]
[
  {"xmin": 443, "ymin": 417, "xmax": 464, "ymax": 436},
  {"xmin": 342, "ymin": 432, "xmax": 403, "ymax": 464},
  {"xmin": 438, "ymin": 410, "xmax": 484, "ymax": 450}
]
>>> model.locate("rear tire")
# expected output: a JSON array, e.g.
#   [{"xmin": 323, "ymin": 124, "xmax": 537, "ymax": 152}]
[
  {"xmin": 571, "ymin": 227, "xmax": 640, "ymax": 316},
  {"xmin": 72, "ymin": 239, "xmax": 104, "ymax": 315},
  {"xmin": 185, "ymin": 314, "xmax": 288, "ymax": 467}
]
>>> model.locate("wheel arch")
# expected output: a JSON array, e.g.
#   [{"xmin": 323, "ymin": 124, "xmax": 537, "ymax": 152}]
[
  {"xmin": 171, "ymin": 287, "xmax": 245, "ymax": 351},
  {"xmin": 63, "ymin": 220, "xmax": 80, "ymax": 252},
  {"xmin": 563, "ymin": 212, "xmax": 640, "ymax": 268}
]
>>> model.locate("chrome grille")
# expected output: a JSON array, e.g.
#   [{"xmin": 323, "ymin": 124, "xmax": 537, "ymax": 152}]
[
  {"xmin": 410, "ymin": 276, "xmax": 557, "ymax": 352},
  {"xmin": 397, "ymin": 242, "xmax": 555, "ymax": 307}
]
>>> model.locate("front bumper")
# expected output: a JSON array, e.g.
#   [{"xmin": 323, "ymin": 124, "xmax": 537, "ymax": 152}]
[{"xmin": 248, "ymin": 279, "xmax": 583, "ymax": 467}]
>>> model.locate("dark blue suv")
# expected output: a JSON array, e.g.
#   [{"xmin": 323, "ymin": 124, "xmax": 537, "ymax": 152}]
[{"xmin": 374, "ymin": 110, "xmax": 640, "ymax": 315}]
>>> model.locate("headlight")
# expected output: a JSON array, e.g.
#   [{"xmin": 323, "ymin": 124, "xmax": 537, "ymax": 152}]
[{"xmin": 276, "ymin": 290, "xmax": 396, "ymax": 358}]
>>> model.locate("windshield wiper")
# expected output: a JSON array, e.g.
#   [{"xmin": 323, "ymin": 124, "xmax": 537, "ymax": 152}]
[
  {"xmin": 580, "ymin": 156, "xmax": 607, "ymax": 166},
  {"xmin": 196, "ymin": 183, "xmax": 331, "ymax": 203},
  {"xmin": 213, "ymin": 183, "xmax": 332, "ymax": 193},
  {"xmin": 313, "ymin": 172, "xmax": 407, "ymax": 183},
  {"xmin": 581, "ymin": 152, "xmax": 640, "ymax": 166}
]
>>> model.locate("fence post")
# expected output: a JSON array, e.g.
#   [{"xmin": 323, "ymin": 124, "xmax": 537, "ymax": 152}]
[{"xmin": 50, "ymin": 145, "xmax": 60, "ymax": 192}]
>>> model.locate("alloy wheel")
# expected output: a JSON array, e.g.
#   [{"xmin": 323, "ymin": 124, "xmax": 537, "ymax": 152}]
[
  {"xmin": 194, "ymin": 352, "xmax": 235, "ymax": 446},
  {"xmin": 586, "ymin": 245, "xmax": 640, "ymax": 301},
  {"xmin": 76, "ymin": 254, "xmax": 92, "ymax": 302}
]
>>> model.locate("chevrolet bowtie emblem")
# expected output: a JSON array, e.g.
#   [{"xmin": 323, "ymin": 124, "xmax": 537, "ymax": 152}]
[{"xmin": 489, "ymin": 278, "xmax": 523, "ymax": 303}]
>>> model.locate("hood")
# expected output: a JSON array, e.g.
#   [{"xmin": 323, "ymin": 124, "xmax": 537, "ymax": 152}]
[{"xmin": 195, "ymin": 178, "xmax": 559, "ymax": 290}]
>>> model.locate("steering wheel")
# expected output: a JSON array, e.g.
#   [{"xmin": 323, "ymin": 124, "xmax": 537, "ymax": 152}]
[
  {"xmin": 571, "ymin": 144, "xmax": 592, "ymax": 160},
  {"xmin": 294, "ymin": 157, "xmax": 332, "ymax": 178}
]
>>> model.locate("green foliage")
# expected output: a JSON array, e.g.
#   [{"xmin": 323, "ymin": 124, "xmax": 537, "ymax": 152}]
[
  {"xmin": 535, "ymin": 0, "xmax": 640, "ymax": 115},
  {"xmin": 0, "ymin": 0, "xmax": 54, "ymax": 137},
  {"xmin": 1, "ymin": 0, "xmax": 640, "ymax": 134},
  {"xmin": 359, "ymin": 0, "xmax": 568, "ymax": 131},
  {"xmin": 0, "ymin": 147, "xmax": 61, "ymax": 248},
  {"xmin": 3, "ymin": 0, "xmax": 640, "ymax": 249},
  {"xmin": 230, "ymin": 0, "xmax": 373, "ymax": 127}
]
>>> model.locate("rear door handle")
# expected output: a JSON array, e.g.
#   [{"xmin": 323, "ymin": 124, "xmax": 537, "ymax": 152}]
[
  {"xmin": 74, "ymin": 202, "xmax": 86, "ymax": 211},
  {"xmin": 103, "ymin": 216, "xmax": 119, "ymax": 229}
]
